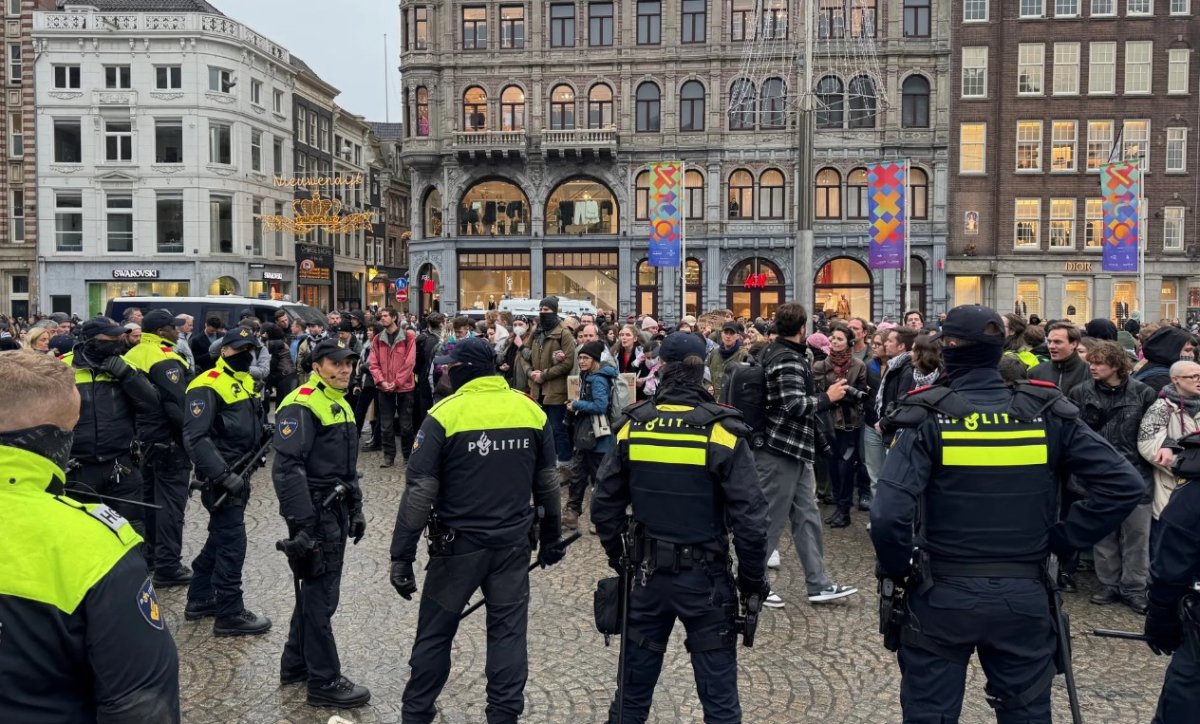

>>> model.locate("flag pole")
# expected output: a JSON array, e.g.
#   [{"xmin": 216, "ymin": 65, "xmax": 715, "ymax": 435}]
[
  {"xmin": 1138, "ymin": 159, "xmax": 1146, "ymax": 317},
  {"xmin": 903, "ymin": 160, "xmax": 911, "ymax": 315},
  {"xmin": 681, "ymin": 162, "xmax": 687, "ymax": 321}
]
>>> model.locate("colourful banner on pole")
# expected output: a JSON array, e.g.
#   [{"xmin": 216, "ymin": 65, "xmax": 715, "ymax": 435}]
[
  {"xmin": 867, "ymin": 161, "xmax": 907, "ymax": 270},
  {"xmin": 648, "ymin": 162, "xmax": 683, "ymax": 267},
  {"xmin": 1100, "ymin": 162, "xmax": 1141, "ymax": 274}
]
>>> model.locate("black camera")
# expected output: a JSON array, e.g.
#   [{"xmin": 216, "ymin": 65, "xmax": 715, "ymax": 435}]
[{"xmin": 842, "ymin": 386, "xmax": 867, "ymax": 402}]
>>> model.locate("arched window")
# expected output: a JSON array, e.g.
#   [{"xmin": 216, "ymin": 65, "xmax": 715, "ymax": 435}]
[
  {"xmin": 680, "ymin": 80, "xmax": 706, "ymax": 132},
  {"xmin": 500, "ymin": 86, "xmax": 525, "ymax": 131},
  {"xmin": 761, "ymin": 77, "xmax": 786, "ymax": 129},
  {"xmin": 815, "ymin": 76, "xmax": 844, "ymax": 129},
  {"xmin": 634, "ymin": 170, "xmax": 651, "ymax": 220},
  {"xmin": 546, "ymin": 176, "xmax": 618, "ymax": 235},
  {"xmin": 550, "ymin": 84, "xmax": 576, "ymax": 130},
  {"xmin": 636, "ymin": 259, "xmax": 659, "ymax": 316},
  {"xmin": 588, "ymin": 83, "xmax": 614, "ymax": 128},
  {"xmin": 758, "ymin": 169, "xmax": 786, "ymax": 219},
  {"xmin": 459, "ymin": 178, "xmax": 529, "ymax": 236},
  {"xmin": 909, "ymin": 167, "xmax": 929, "ymax": 220},
  {"xmin": 728, "ymin": 257, "xmax": 785, "ymax": 320},
  {"xmin": 815, "ymin": 258, "xmax": 872, "ymax": 321},
  {"xmin": 848, "ymin": 75, "xmax": 876, "ymax": 129},
  {"xmin": 685, "ymin": 169, "xmax": 705, "ymax": 220},
  {"xmin": 636, "ymin": 81, "xmax": 661, "ymax": 132},
  {"xmin": 901, "ymin": 75, "xmax": 930, "ymax": 128},
  {"xmin": 728, "ymin": 169, "xmax": 753, "ymax": 219},
  {"xmin": 816, "ymin": 167, "xmax": 841, "ymax": 219},
  {"xmin": 463, "ymin": 86, "xmax": 487, "ymax": 131},
  {"xmin": 684, "ymin": 258, "xmax": 703, "ymax": 316},
  {"xmin": 415, "ymin": 86, "xmax": 430, "ymax": 136},
  {"xmin": 846, "ymin": 167, "xmax": 869, "ymax": 219},
  {"xmin": 729, "ymin": 78, "xmax": 756, "ymax": 130}
]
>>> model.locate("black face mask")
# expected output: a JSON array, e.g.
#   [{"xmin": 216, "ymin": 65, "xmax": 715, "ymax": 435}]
[
  {"xmin": 539, "ymin": 312, "xmax": 559, "ymax": 331},
  {"xmin": 225, "ymin": 349, "xmax": 254, "ymax": 373},
  {"xmin": 943, "ymin": 342, "xmax": 1004, "ymax": 379},
  {"xmin": 0, "ymin": 424, "xmax": 75, "ymax": 472},
  {"xmin": 448, "ymin": 363, "xmax": 491, "ymax": 392},
  {"xmin": 80, "ymin": 338, "xmax": 126, "ymax": 366}
]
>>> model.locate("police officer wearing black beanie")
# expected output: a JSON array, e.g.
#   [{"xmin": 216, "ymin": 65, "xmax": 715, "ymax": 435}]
[
  {"xmin": 871, "ymin": 304, "xmax": 1143, "ymax": 722},
  {"xmin": 591, "ymin": 332, "xmax": 769, "ymax": 722}
]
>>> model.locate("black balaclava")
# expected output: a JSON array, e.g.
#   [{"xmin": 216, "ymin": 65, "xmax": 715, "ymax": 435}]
[
  {"xmin": 943, "ymin": 341, "xmax": 1004, "ymax": 380},
  {"xmin": 448, "ymin": 362, "xmax": 493, "ymax": 391},
  {"xmin": 0, "ymin": 425, "xmax": 74, "ymax": 471},
  {"xmin": 539, "ymin": 312, "xmax": 559, "ymax": 331},
  {"xmin": 225, "ymin": 348, "xmax": 255, "ymax": 373}
]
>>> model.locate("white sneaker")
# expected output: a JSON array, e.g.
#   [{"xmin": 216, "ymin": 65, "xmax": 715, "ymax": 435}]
[
  {"xmin": 808, "ymin": 584, "xmax": 858, "ymax": 603},
  {"xmin": 767, "ymin": 549, "xmax": 781, "ymax": 569},
  {"xmin": 763, "ymin": 591, "xmax": 785, "ymax": 609}
]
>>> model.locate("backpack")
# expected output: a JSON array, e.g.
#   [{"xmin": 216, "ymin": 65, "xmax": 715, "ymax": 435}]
[
  {"xmin": 719, "ymin": 343, "xmax": 789, "ymax": 448},
  {"xmin": 607, "ymin": 370, "xmax": 633, "ymax": 426}
]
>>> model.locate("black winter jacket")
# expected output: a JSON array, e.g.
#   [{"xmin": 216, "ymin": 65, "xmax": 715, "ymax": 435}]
[
  {"xmin": 1068, "ymin": 377, "xmax": 1157, "ymax": 503},
  {"xmin": 878, "ymin": 355, "xmax": 917, "ymax": 443},
  {"xmin": 1029, "ymin": 353, "xmax": 1090, "ymax": 395},
  {"xmin": 67, "ymin": 352, "xmax": 160, "ymax": 463}
]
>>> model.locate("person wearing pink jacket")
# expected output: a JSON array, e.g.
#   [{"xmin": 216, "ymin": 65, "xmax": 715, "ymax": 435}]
[{"xmin": 369, "ymin": 308, "xmax": 417, "ymax": 468}]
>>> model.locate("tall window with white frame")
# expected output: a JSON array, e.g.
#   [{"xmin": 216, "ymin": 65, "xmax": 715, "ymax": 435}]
[
  {"xmin": 1127, "ymin": 0, "xmax": 1152, "ymax": 15},
  {"xmin": 274, "ymin": 201, "xmax": 285, "ymax": 256},
  {"xmin": 1168, "ymin": 48, "xmax": 1190, "ymax": 94},
  {"xmin": 55, "ymin": 191, "xmax": 83, "ymax": 252},
  {"xmin": 53, "ymin": 119, "xmax": 81, "ymax": 163},
  {"xmin": 1053, "ymin": 43, "xmax": 1079, "ymax": 95},
  {"xmin": 1086, "ymin": 120, "xmax": 1113, "ymax": 171},
  {"xmin": 1124, "ymin": 41, "xmax": 1153, "ymax": 94},
  {"xmin": 210, "ymin": 194, "xmax": 233, "ymax": 253},
  {"xmin": 1049, "ymin": 198, "xmax": 1075, "ymax": 248},
  {"xmin": 7, "ymin": 111, "xmax": 19, "ymax": 157},
  {"xmin": 104, "ymin": 65, "xmax": 131, "ymax": 89},
  {"xmin": 961, "ymin": 47, "xmax": 987, "ymax": 98},
  {"xmin": 7, "ymin": 43, "xmax": 19, "ymax": 86},
  {"xmin": 1088, "ymin": 42, "xmax": 1116, "ymax": 94},
  {"xmin": 209, "ymin": 122, "xmax": 231, "ymax": 164},
  {"xmin": 1091, "ymin": 0, "xmax": 1115, "ymax": 15},
  {"xmin": 104, "ymin": 120, "xmax": 132, "ymax": 162},
  {"xmin": 252, "ymin": 200, "xmax": 263, "ymax": 256},
  {"xmin": 1051, "ymin": 120, "xmax": 1077, "ymax": 172},
  {"xmin": 250, "ymin": 79, "xmax": 262, "ymax": 106},
  {"xmin": 1123, "ymin": 119, "xmax": 1150, "ymax": 170},
  {"xmin": 1018, "ymin": 44, "xmax": 1044, "ymax": 95},
  {"xmin": 1055, "ymin": 0, "xmax": 1079, "ymax": 16},
  {"xmin": 106, "ymin": 193, "xmax": 133, "ymax": 253},
  {"xmin": 155, "ymin": 65, "xmax": 181, "ymax": 90},
  {"xmin": 965, "ymin": 0, "xmax": 989, "ymax": 20},
  {"xmin": 251, "ymin": 129, "xmax": 262, "ymax": 172},
  {"xmin": 1166, "ymin": 127, "xmax": 1187, "ymax": 172},
  {"xmin": 1020, "ymin": 0, "xmax": 1045, "ymax": 17},
  {"xmin": 959, "ymin": 122, "xmax": 986, "ymax": 174},
  {"xmin": 1016, "ymin": 121, "xmax": 1043, "ymax": 172},
  {"xmin": 208, "ymin": 66, "xmax": 233, "ymax": 94},
  {"xmin": 273, "ymin": 137, "xmax": 283, "ymax": 176},
  {"xmin": 8, "ymin": 189, "xmax": 22, "ymax": 243},
  {"xmin": 1164, "ymin": 207, "xmax": 1185, "ymax": 250},
  {"xmin": 155, "ymin": 119, "xmax": 182, "ymax": 163},
  {"xmin": 1014, "ymin": 198, "xmax": 1041, "ymax": 249},
  {"xmin": 1171, "ymin": 0, "xmax": 1191, "ymax": 14},
  {"xmin": 1085, "ymin": 198, "xmax": 1103, "ymax": 248}
]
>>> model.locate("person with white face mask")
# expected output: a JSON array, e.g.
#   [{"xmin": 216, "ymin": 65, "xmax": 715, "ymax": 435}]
[{"xmin": 499, "ymin": 316, "xmax": 532, "ymax": 392}]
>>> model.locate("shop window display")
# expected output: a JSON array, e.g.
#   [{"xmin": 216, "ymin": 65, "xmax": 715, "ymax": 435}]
[
  {"xmin": 459, "ymin": 252, "xmax": 531, "ymax": 310},
  {"xmin": 424, "ymin": 187, "xmax": 443, "ymax": 238},
  {"xmin": 727, "ymin": 257, "xmax": 785, "ymax": 320},
  {"xmin": 460, "ymin": 179, "xmax": 530, "ymax": 236},
  {"xmin": 815, "ymin": 257, "xmax": 872, "ymax": 322},
  {"xmin": 545, "ymin": 251, "xmax": 618, "ymax": 311},
  {"xmin": 545, "ymin": 177, "xmax": 618, "ymax": 235},
  {"xmin": 1063, "ymin": 279, "xmax": 1090, "ymax": 323}
]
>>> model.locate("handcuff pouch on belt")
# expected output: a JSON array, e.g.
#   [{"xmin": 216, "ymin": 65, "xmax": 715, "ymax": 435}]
[{"xmin": 426, "ymin": 512, "xmax": 456, "ymax": 557}]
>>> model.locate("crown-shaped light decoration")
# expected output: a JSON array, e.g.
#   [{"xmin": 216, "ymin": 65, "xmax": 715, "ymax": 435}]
[{"xmin": 262, "ymin": 190, "xmax": 373, "ymax": 237}]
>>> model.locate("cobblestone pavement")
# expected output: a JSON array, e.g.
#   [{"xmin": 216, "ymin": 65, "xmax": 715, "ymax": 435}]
[{"xmin": 166, "ymin": 455, "xmax": 1168, "ymax": 723}]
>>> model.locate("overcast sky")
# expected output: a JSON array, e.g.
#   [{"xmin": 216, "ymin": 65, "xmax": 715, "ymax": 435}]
[{"xmin": 217, "ymin": 0, "xmax": 403, "ymax": 123}]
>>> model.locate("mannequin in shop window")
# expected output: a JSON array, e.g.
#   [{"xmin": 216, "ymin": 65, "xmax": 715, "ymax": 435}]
[
  {"xmin": 837, "ymin": 294, "xmax": 851, "ymax": 320},
  {"xmin": 1015, "ymin": 299, "xmax": 1028, "ymax": 318},
  {"xmin": 1115, "ymin": 300, "xmax": 1130, "ymax": 323}
]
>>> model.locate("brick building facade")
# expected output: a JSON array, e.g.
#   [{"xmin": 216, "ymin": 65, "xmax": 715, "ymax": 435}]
[{"xmin": 2, "ymin": 0, "xmax": 37, "ymax": 319}]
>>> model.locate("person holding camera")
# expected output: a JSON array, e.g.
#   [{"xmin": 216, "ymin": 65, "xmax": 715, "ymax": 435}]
[
  {"xmin": 811, "ymin": 324, "xmax": 867, "ymax": 529},
  {"xmin": 180, "ymin": 327, "xmax": 271, "ymax": 637}
]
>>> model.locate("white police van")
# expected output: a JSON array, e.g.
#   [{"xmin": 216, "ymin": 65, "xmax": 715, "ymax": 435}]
[{"xmin": 104, "ymin": 295, "xmax": 325, "ymax": 329}]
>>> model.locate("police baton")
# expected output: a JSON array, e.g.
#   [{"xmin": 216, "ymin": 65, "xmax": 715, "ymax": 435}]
[
  {"xmin": 1092, "ymin": 628, "xmax": 1150, "ymax": 642},
  {"xmin": 213, "ymin": 431, "xmax": 276, "ymax": 508},
  {"xmin": 459, "ymin": 532, "xmax": 582, "ymax": 620}
]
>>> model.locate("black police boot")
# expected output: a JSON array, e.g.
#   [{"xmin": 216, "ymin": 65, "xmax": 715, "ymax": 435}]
[
  {"xmin": 152, "ymin": 565, "xmax": 193, "ymax": 587},
  {"xmin": 1057, "ymin": 571, "xmax": 1078, "ymax": 593},
  {"xmin": 857, "ymin": 494, "xmax": 873, "ymax": 511},
  {"xmin": 184, "ymin": 598, "xmax": 216, "ymax": 621},
  {"xmin": 827, "ymin": 511, "xmax": 851, "ymax": 529},
  {"xmin": 307, "ymin": 675, "xmax": 371, "ymax": 708},
  {"xmin": 213, "ymin": 609, "xmax": 272, "ymax": 637}
]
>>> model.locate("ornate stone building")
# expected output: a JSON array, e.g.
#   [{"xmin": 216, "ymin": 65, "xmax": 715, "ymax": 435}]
[{"xmin": 398, "ymin": 0, "xmax": 950, "ymax": 321}]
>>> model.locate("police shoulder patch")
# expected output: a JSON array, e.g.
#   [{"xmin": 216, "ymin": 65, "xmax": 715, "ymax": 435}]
[
  {"xmin": 278, "ymin": 417, "xmax": 299, "ymax": 438},
  {"xmin": 190, "ymin": 400, "xmax": 206, "ymax": 417},
  {"xmin": 137, "ymin": 577, "xmax": 165, "ymax": 630},
  {"xmin": 207, "ymin": 370, "xmax": 222, "ymax": 379},
  {"xmin": 165, "ymin": 367, "xmax": 181, "ymax": 384},
  {"xmin": 298, "ymin": 387, "xmax": 314, "ymax": 396},
  {"xmin": 88, "ymin": 503, "xmax": 127, "ymax": 532},
  {"xmin": 412, "ymin": 429, "xmax": 425, "ymax": 452}
]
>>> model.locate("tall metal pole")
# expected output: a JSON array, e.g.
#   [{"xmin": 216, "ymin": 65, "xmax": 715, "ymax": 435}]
[
  {"xmin": 383, "ymin": 34, "xmax": 390, "ymax": 123},
  {"xmin": 681, "ymin": 161, "xmax": 687, "ymax": 321},
  {"xmin": 904, "ymin": 160, "xmax": 911, "ymax": 314},
  {"xmin": 1138, "ymin": 158, "xmax": 1146, "ymax": 317},
  {"xmin": 795, "ymin": 0, "xmax": 816, "ymax": 331}
]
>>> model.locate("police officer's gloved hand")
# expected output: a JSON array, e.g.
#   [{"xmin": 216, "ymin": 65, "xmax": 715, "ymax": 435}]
[
  {"xmin": 537, "ymin": 538, "xmax": 566, "ymax": 568},
  {"xmin": 100, "ymin": 354, "xmax": 133, "ymax": 380},
  {"xmin": 1145, "ymin": 600, "xmax": 1184, "ymax": 655},
  {"xmin": 217, "ymin": 471, "xmax": 246, "ymax": 497},
  {"xmin": 350, "ymin": 511, "xmax": 366, "ymax": 545},
  {"xmin": 391, "ymin": 560, "xmax": 417, "ymax": 600},
  {"xmin": 736, "ymin": 571, "xmax": 770, "ymax": 601}
]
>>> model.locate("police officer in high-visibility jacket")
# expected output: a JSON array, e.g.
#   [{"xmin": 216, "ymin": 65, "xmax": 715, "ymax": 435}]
[
  {"xmin": 0, "ymin": 350, "xmax": 180, "ymax": 723},
  {"xmin": 273, "ymin": 338, "xmax": 369, "ymax": 709},
  {"xmin": 389, "ymin": 336, "xmax": 565, "ymax": 724},
  {"xmin": 62, "ymin": 316, "xmax": 159, "ymax": 536},
  {"xmin": 870, "ymin": 305, "xmax": 1143, "ymax": 723},
  {"xmin": 124, "ymin": 308, "xmax": 193, "ymax": 587},
  {"xmin": 591, "ymin": 332, "xmax": 770, "ymax": 724},
  {"xmin": 181, "ymin": 326, "xmax": 271, "ymax": 637}
]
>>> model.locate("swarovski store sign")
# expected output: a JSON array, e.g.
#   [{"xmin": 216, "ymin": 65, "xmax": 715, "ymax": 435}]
[{"xmin": 112, "ymin": 269, "xmax": 160, "ymax": 280}]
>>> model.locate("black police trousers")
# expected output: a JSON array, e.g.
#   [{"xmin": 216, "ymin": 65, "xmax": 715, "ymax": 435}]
[
  {"xmin": 67, "ymin": 455, "xmax": 145, "ymax": 538},
  {"xmin": 899, "ymin": 577, "xmax": 1056, "ymax": 724},
  {"xmin": 608, "ymin": 562, "xmax": 741, "ymax": 724},
  {"xmin": 1154, "ymin": 627, "xmax": 1200, "ymax": 723},
  {"xmin": 187, "ymin": 484, "xmax": 248, "ymax": 618},
  {"xmin": 140, "ymin": 442, "xmax": 192, "ymax": 571},
  {"xmin": 402, "ymin": 543, "xmax": 530, "ymax": 724},
  {"xmin": 281, "ymin": 505, "xmax": 348, "ymax": 687}
]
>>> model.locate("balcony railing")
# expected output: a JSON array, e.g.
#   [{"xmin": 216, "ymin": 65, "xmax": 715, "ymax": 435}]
[
  {"xmin": 453, "ymin": 130, "xmax": 527, "ymax": 149},
  {"xmin": 541, "ymin": 127, "xmax": 617, "ymax": 147},
  {"xmin": 34, "ymin": 12, "xmax": 290, "ymax": 62}
]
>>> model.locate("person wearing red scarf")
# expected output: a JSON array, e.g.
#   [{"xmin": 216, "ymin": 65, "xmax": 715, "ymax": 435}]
[{"xmin": 811, "ymin": 325, "xmax": 867, "ymax": 528}]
